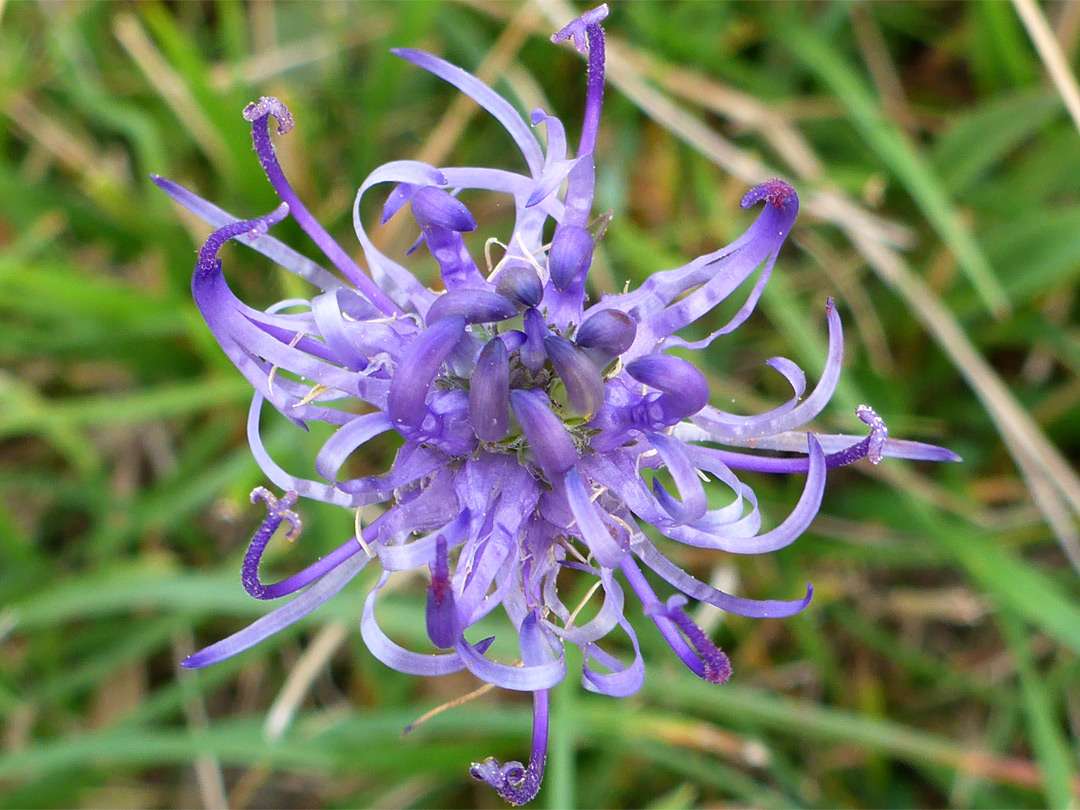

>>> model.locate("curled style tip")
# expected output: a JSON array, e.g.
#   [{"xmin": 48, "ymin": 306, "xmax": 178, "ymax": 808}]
[
  {"xmin": 856, "ymin": 404, "xmax": 889, "ymax": 465},
  {"xmin": 243, "ymin": 96, "xmax": 294, "ymax": 134},
  {"xmin": 195, "ymin": 204, "xmax": 290, "ymax": 276},
  {"xmin": 742, "ymin": 178, "xmax": 798, "ymax": 211},
  {"xmin": 551, "ymin": 4, "xmax": 610, "ymax": 50}
]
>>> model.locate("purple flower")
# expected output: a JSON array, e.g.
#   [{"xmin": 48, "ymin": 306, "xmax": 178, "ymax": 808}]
[{"xmin": 155, "ymin": 5, "xmax": 958, "ymax": 804}]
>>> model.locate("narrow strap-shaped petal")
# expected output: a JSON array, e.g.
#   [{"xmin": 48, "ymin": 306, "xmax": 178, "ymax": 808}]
[
  {"xmin": 361, "ymin": 572, "xmax": 471, "ymax": 676},
  {"xmin": 454, "ymin": 632, "xmax": 566, "ymax": 691},
  {"xmin": 354, "ymin": 160, "xmax": 448, "ymax": 314},
  {"xmin": 182, "ymin": 549, "xmax": 370, "ymax": 668},
  {"xmin": 565, "ymin": 467, "xmax": 625, "ymax": 568},
  {"xmin": 152, "ymin": 175, "xmax": 345, "ymax": 292},
  {"xmin": 691, "ymin": 299, "xmax": 844, "ymax": 442},
  {"xmin": 662, "ymin": 435, "xmax": 826, "ymax": 553},
  {"xmin": 646, "ymin": 432, "xmax": 707, "ymax": 522},
  {"xmin": 633, "ymin": 536, "xmax": 813, "ymax": 618},
  {"xmin": 393, "ymin": 49, "xmax": 544, "ymax": 177},
  {"xmin": 314, "ymin": 412, "xmax": 394, "ymax": 482}
]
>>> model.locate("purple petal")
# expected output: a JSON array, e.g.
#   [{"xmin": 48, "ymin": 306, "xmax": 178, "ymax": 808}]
[
  {"xmin": 634, "ymin": 537, "xmax": 813, "ymax": 618},
  {"xmin": 314, "ymin": 412, "xmax": 394, "ymax": 482},
  {"xmin": 455, "ymin": 634, "xmax": 566, "ymax": 691},
  {"xmin": 692, "ymin": 299, "xmax": 843, "ymax": 442},
  {"xmin": 565, "ymin": 467, "xmax": 626, "ymax": 568},
  {"xmin": 393, "ymin": 48, "xmax": 544, "ymax": 177},
  {"xmin": 182, "ymin": 550, "xmax": 370, "ymax": 668},
  {"xmin": 361, "ymin": 572, "xmax": 471, "ymax": 676},
  {"xmin": 647, "ymin": 432, "xmax": 707, "ymax": 522}
]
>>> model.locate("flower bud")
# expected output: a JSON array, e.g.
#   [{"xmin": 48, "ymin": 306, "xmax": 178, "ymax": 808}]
[
  {"xmin": 470, "ymin": 339, "xmax": 511, "ymax": 442},
  {"xmin": 521, "ymin": 307, "xmax": 548, "ymax": 373},
  {"xmin": 425, "ymin": 289, "xmax": 517, "ymax": 326},
  {"xmin": 544, "ymin": 334, "xmax": 605, "ymax": 417},
  {"xmin": 575, "ymin": 309, "xmax": 636, "ymax": 358},
  {"xmin": 510, "ymin": 389, "xmax": 578, "ymax": 479},
  {"xmin": 548, "ymin": 225, "xmax": 593, "ymax": 290},
  {"xmin": 495, "ymin": 264, "xmax": 544, "ymax": 308},
  {"xmin": 411, "ymin": 186, "xmax": 477, "ymax": 232},
  {"xmin": 626, "ymin": 353, "xmax": 709, "ymax": 422}
]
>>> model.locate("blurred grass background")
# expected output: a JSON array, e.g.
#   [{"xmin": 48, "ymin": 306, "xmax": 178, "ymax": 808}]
[{"xmin": 2, "ymin": 0, "xmax": 1080, "ymax": 807}]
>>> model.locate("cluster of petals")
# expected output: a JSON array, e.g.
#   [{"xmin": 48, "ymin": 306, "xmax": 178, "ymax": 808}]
[{"xmin": 156, "ymin": 6, "xmax": 958, "ymax": 804}]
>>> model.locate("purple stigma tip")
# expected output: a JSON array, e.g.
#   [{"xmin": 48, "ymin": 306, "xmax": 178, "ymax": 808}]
[
  {"xmin": 551, "ymin": 4, "xmax": 610, "ymax": 50},
  {"xmin": 243, "ymin": 96, "xmax": 294, "ymax": 135},
  {"xmin": 741, "ymin": 178, "xmax": 797, "ymax": 211}
]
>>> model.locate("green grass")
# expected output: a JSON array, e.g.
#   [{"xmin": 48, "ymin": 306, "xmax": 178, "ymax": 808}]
[{"xmin": 2, "ymin": 1, "xmax": 1079, "ymax": 807}]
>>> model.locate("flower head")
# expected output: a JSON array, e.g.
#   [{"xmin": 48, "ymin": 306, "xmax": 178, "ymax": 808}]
[{"xmin": 156, "ymin": 6, "xmax": 958, "ymax": 804}]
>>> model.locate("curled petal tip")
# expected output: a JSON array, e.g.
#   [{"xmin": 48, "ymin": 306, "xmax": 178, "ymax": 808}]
[{"xmin": 741, "ymin": 178, "xmax": 797, "ymax": 211}]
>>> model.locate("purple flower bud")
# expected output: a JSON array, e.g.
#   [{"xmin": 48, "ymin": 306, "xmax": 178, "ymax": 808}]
[
  {"xmin": 544, "ymin": 334, "xmax": 605, "ymax": 417},
  {"xmin": 411, "ymin": 186, "xmax": 477, "ymax": 232},
  {"xmin": 387, "ymin": 315, "xmax": 466, "ymax": 430},
  {"xmin": 470, "ymin": 339, "xmax": 511, "ymax": 442},
  {"xmin": 425, "ymin": 289, "xmax": 518, "ymax": 326},
  {"xmin": 626, "ymin": 353, "xmax": 709, "ymax": 422},
  {"xmin": 548, "ymin": 225, "xmax": 593, "ymax": 290},
  {"xmin": 426, "ymin": 532, "xmax": 460, "ymax": 649},
  {"xmin": 575, "ymin": 309, "xmax": 636, "ymax": 357},
  {"xmin": 495, "ymin": 264, "xmax": 544, "ymax": 308},
  {"xmin": 521, "ymin": 307, "xmax": 548, "ymax": 374},
  {"xmin": 510, "ymin": 389, "xmax": 579, "ymax": 479}
]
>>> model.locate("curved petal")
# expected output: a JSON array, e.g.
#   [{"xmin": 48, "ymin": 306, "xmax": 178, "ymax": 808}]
[
  {"xmin": 633, "ymin": 537, "xmax": 813, "ymax": 618},
  {"xmin": 393, "ymin": 49, "xmax": 544, "ymax": 177},
  {"xmin": 360, "ymin": 572, "xmax": 470, "ymax": 676},
  {"xmin": 182, "ymin": 550, "xmax": 370, "ymax": 668}
]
